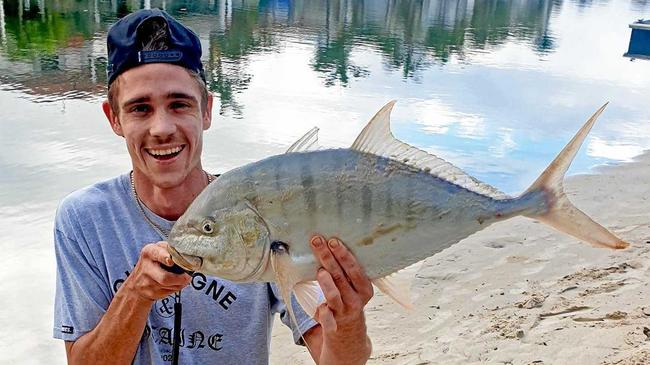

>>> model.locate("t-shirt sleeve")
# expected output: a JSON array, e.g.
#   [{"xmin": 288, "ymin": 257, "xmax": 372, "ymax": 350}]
[
  {"xmin": 53, "ymin": 202, "xmax": 112, "ymax": 342},
  {"xmin": 269, "ymin": 283, "xmax": 322, "ymax": 345}
]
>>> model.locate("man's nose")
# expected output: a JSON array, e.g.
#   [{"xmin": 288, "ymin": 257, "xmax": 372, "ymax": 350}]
[{"xmin": 149, "ymin": 110, "xmax": 177, "ymax": 138}]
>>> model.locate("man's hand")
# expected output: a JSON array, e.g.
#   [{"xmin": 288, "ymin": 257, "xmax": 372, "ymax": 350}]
[
  {"xmin": 123, "ymin": 241, "xmax": 192, "ymax": 302},
  {"xmin": 65, "ymin": 242, "xmax": 192, "ymax": 365},
  {"xmin": 306, "ymin": 235, "xmax": 373, "ymax": 365}
]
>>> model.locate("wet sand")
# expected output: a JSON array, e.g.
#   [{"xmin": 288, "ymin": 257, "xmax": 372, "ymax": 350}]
[{"xmin": 270, "ymin": 152, "xmax": 650, "ymax": 364}]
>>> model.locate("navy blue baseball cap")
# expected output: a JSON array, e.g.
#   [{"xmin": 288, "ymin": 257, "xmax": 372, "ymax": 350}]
[{"xmin": 106, "ymin": 9, "xmax": 205, "ymax": 85}]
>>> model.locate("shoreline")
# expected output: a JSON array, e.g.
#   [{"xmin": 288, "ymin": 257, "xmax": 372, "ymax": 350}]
[{"xmin": 270, "ymin": 152, "xmax": 650, "ymax": 364}]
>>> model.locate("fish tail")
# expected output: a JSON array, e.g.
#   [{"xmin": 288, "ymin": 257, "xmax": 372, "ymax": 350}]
[{"xmin": 520, "ymin": 103, "xmax": 628, "ymax": 249}]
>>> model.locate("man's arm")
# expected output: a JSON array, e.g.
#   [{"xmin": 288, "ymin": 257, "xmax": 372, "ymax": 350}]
[
  {"xmin": 65, "ymin": 242, "xmax": 190, "ymax": 365},
  {"xmin": 303, "ymin": 235, "xmax": 373, "ymax": 365}
]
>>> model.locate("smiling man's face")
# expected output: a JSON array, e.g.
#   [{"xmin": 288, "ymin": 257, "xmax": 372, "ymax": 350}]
[{"xmin": 104, "ymin": 62, "xmax": 212, "ymax": 189}]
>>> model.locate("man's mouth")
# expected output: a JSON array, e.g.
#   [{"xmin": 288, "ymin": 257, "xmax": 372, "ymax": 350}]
[{"xmin": 146, "ymin": 145, "xmax": 185, "ymax": 160}]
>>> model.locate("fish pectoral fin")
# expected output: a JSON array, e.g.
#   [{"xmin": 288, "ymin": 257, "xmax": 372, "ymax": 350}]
[
  {"xmin": 270, "ymin": 251, "xmax": 300, "ymax": 322},
  {"xmin": 294, "ymin": 281, "xmax": 322, "ymax": 318},
  {"xmin": 286, "ymin": 127, "xmax": 320, "ymax": 153},
  {"xmin": 372, "ymin": 275, "xmax": 414, "ymax": 310},
  {"xmin": 270, "ymin": 249, "xmax": 314, "ymax": 350},
  {"xmin": 351, "ymin": 100, "xmax": 508, "ymax": 199}
]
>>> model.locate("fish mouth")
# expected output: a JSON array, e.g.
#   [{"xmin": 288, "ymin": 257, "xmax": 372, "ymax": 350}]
[{"xmin": 168, "ymin": 245, "xmax": 203, "ymax": 272}]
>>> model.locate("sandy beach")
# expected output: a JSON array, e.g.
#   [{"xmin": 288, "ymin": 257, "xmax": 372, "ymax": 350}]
[{"xmin": 270, "ymin": 153, "xmax": 650, "ymax": 365}]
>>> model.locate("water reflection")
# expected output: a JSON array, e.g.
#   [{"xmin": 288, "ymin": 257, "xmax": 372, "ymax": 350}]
[
  {"xmin": 631, "ymin": 0, "xmax": 650, "ymax": 10},
  {"xmin": 0, "ymin": 0, "xmax": 563, "ymax": 113},
  {"xmin": 0, "ymin": 1, "xmax": 6, "ymax": 47}
]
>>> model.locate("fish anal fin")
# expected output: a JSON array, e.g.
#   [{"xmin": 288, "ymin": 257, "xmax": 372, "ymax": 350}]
[
  {"xmin": 294, "ymin": 281, "xmax": 322, "ymax": 318},
  {"xmin": 287, "ymin": 127, "xmax": 320, "ymax": 153},
  {"xmin": 351, "ymin": 101, "xmax": 508, "ymax": 199},
  {"xmin": 372, "ymin": 275, "xmax": 413, "ymax": 310}
]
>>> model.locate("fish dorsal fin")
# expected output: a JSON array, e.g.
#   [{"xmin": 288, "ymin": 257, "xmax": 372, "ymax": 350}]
[
  {"xmin": 287, "ymin": 127, "xmax": 320, "ymax": 153},
  {"xmin": 372, "ymin": 275, "xmax": 413, "ymax": 310},
  {"xmin": 351, "ymin": 101, "xmax": 508, "ymax": 199}
]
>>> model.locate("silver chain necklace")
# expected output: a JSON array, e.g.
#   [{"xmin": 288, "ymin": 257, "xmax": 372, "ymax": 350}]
[{"xmin": 129, "ymin": 170, "xmax": 214, "ymax": 239}]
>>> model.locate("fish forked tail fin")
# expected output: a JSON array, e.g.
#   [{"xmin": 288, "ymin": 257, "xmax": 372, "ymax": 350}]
[{"xmin": 521, "ymin": 103, "xmax": 629, "ymax": 250}]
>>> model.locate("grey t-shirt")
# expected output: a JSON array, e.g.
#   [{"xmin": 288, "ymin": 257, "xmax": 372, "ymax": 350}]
[{"xmin": 53, "ymin": 173, "xmax": 317, "ymax": 364}]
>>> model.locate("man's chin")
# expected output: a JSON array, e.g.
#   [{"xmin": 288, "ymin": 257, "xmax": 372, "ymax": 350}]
[{"xmin": 143, "ymin": 170, "xmax": 188, "ymax": 189}]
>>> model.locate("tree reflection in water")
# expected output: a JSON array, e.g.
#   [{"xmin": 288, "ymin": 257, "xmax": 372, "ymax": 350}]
[{"xmin": 0, "ymin": 0, "xmax": 563, "ymax": 114}]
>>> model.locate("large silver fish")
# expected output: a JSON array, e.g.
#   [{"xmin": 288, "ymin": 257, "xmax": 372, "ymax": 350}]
[{"xmin": 167, "ymin": 101, "xmax": 628, "ymax": 321}]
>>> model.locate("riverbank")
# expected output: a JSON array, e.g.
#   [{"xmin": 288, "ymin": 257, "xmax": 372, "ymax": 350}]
[{"xmin": 270, "ymin": 152, "xmax": 650, "ymax": 364}]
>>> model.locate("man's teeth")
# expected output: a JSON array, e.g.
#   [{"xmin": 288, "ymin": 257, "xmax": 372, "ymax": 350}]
[{"xmin": 148, "ymin": 146, "xmax": 183, "ymax": 156}]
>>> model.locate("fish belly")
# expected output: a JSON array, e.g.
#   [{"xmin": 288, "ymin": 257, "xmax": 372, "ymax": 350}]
[{"xmin": 234, "ymin": 149, "xmax": 507, "ymax": 280}]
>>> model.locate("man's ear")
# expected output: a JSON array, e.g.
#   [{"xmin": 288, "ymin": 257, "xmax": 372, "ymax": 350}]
[
  {"xmin": 102, "ymin": 100, "xmax": 123, "ymax": 137},
  {"xmin": 202, "ymin": 94, "xmax": 213, "ymax": 130}
]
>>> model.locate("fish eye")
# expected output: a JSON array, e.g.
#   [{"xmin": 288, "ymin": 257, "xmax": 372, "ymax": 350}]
[{"xmin": 201, "ymin": 220, "xmax": 216, "ymax": 234}]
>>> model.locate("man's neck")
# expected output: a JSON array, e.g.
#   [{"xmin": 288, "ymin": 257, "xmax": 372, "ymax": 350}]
[{"xmin": 132, "ymin": 168, "xmax": 208, "ymax": 221}]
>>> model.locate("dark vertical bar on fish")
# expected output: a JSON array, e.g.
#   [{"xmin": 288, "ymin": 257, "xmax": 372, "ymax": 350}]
[
  {"xmin": 335, "ymin": 181, "xmax": 345, "ymax": 226},
  {"xmin": 300, "ymin": 157, "xmax": 317, "ymax": 225},
  {"xmin": 403, "ymin": 173, "xmax": 416, "ymax": 226},
  {"xmin": 385, "ymin": 178, "xmax": 394, "ymax": 220},
  {"xmin": 361, "ymin": 184, "xmax": 372, "ymax": 225},
  {"xmin": 274, "ymin": 157, "xmax": 289, "ymax": 221},
  {"xmin": 333, "ymin": 151, "xmax": 346, "ymax": 228}
]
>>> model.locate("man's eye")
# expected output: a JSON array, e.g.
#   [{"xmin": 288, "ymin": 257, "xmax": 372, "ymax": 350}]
[
  {"xmin": 171, "ymin": 102, "xmax": 190, "ymax": 110},
  {"xmin": 130, "ymin": 104, "xmax": 150, "ymax": 113}
]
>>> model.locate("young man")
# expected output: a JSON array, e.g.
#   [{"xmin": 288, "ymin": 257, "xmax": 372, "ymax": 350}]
[{"xmin": 53, "ymin": 9, "xmax": 372, "ymax": 364}]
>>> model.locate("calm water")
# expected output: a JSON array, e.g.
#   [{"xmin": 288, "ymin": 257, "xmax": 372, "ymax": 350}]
[{"xmin": 1, "ymin": 0, "xmax": 649, "ymax": 363}]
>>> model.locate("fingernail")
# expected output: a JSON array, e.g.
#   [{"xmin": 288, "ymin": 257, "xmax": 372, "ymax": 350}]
[
  {"xmin": 311, "ymin": 237, "xmax": 324, "ymax": 247},
  {"xmin": 328, "ymin": 238, "xmax": 339, "ymax": 248}
]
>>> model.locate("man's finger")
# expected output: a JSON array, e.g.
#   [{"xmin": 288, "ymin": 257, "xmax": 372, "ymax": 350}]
[
  {"xmin": 148, "ymin": 265, "xmax": 192, "ymax": 287},
  {"xmin": 156, "ymin": 241, "xmax": 169, "ymax": 248},
  {"xmin": 317, "ymin": 268, "xmax": 344, "ymax": 312},
  {"xmin": 141, "ymin": 243, "xmax": 172, "ymax": 266},
  {"xmin": 310, "ymin": 236, "xmax": 355, "ymax": 299},
  {"xmin": 156, "ymin": 241, "xmax": 176, "ymax": 266},
  {"xmin": 152, "ymin": 244, "xmax": 174, "ymax": 266},
  {"xmin": 315, "ymin": 303, "xmax": 337, "ymax": 334},
  {"xmin": 327, "ymin": 238, "xmax": 374, "ymax": 304}
]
